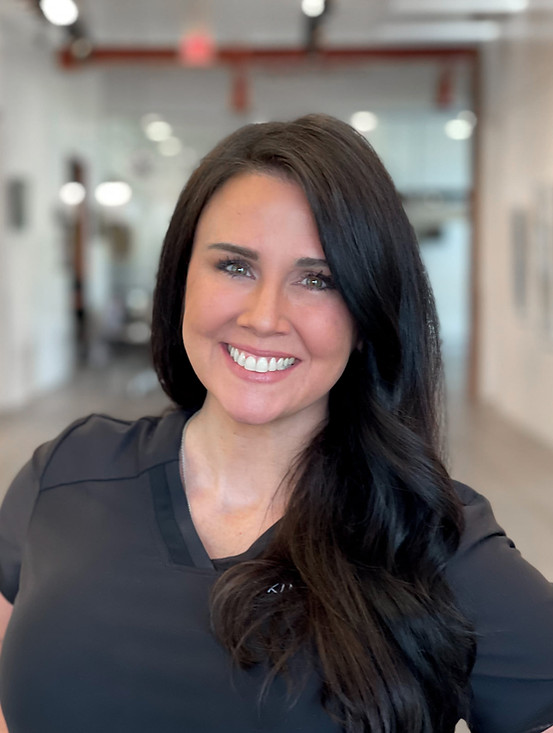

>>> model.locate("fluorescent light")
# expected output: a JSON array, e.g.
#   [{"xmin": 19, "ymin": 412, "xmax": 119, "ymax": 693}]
[
  {"xmin": 301, "ymin": 0, "xmax": 326, "ymax": 18},
  {"xmin": 445, "ymin": 119, "xmax": 473, "ymax": 140},
  {"xmin": 95, "ymin": 182, "xmax": 132, "ymax": 207},
  {"xmin": 144, "ymin": 120, "xmax": 173, "ymax": 142},
  {"xmin": 59, "ymin": 182, "xmax": 85, "ymax": 206},
  {"xmin": 390, "ymin": 0, "xmax": 527, "ymax": 13},
  {"xmin": 350, "ymin": 111, "xmax": 378, "ymax": 133},
  {"xmin": 39, "ymin": 0, "xmax": 79, "ymax": 26},
  {"xmin": 371, "ymin": 20, "xmax": 500, "ymax": 43}
]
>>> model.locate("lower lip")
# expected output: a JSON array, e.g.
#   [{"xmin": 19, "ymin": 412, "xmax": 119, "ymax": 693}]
[{"xmin": 222, "ymin": 344, "xmax": 299, "ymax": 383}]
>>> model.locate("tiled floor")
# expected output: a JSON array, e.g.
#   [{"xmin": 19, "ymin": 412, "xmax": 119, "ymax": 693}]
[{"xmin": 1, "ymin": 353, "xmax": 552, "ymax": 733}]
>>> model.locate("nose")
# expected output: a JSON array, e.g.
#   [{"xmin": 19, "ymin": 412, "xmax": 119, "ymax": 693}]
[{"xmin": 236, "ymin": 281, "xmax": 290, "ymax": 336}]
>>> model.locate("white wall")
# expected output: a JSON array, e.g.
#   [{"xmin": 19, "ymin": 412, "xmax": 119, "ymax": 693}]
[
  {"xmin": 478, "ymin": 20, "xmax": 553, "ymax": 446},
  {"xmin": 0, "ymin": 12, "xmax": 103, "ymax": 410},
  {"xmin": 421, "ymin": 217, "xmax": 470, "ymax": 348}
]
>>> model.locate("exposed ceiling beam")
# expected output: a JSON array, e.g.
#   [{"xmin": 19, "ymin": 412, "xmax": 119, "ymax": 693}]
[{"xmin": 58, "ymin": 44, "xmax": 477, "ymax": 70}]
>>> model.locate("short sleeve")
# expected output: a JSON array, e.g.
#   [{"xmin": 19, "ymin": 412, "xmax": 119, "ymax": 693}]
[
  {"xmin": 0, "ymin": 413, "xmax": 173, "ymax": 606},
  {"xmin": 447, "ymin": 482, "xmax": 553, "ymax": 733},
  {"xmin": 0, "ymin": 439, "xmax": 57, "ymax": 603}
]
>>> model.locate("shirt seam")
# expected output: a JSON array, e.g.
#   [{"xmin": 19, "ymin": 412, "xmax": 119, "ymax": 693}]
[
  {"xmin": 40, "ymin": 457, "xmax": 179, "ymax": 493},
  {"xmin": 38, "ymin": 413, "xmax": 152, "ymax": 489}
]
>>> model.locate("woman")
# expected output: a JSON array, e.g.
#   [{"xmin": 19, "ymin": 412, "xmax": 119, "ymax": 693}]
[{"xmin": 0, "ymin": 114, "xmax": 552, "ymax": 733}]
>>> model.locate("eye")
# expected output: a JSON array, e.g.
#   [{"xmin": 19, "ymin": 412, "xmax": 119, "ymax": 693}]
[
  {"xmin": 216, "ymin": 258, "xmax": 252, "ymax": 278},
  {"xmin": 301, "ymin": 272, "xmax": 335, "ymax": 291}
]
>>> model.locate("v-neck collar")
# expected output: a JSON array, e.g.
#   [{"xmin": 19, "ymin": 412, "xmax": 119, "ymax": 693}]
[
  {"xmin": 164, "ymin": 459, "xmax": 214, "ymax": 570},
  {"xmin": 149, "ymin": 411, "xmax": 279, "ymax": 571}
]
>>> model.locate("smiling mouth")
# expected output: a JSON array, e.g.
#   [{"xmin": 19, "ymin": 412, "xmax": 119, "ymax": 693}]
[{"xmin": 227, "ymin": 345, "xmax": 296, "ymax": 373}]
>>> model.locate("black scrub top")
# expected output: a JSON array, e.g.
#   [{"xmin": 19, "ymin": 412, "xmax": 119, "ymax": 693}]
[{"xmin": 1, "ymin": 411, "xmax": 552, "ymax": 733}]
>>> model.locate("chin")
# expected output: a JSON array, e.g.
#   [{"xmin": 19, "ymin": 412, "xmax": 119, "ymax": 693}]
[
  {"xmin": 215, "ymin": 393, "xmax": 326, "ymax": 431},
  {"xmin": 222, "ymin": 404, "xmax": 288, "ymax": 427}
]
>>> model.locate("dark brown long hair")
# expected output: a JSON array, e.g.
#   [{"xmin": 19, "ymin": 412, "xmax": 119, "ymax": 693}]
[{"xmin": 151, "ymin": 114, "xmax": 474, "ymax": 731}]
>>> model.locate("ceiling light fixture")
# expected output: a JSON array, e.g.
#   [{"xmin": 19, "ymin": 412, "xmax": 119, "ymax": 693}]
[
  {"xmin": 390, "ymin": 0, "xmax": 527, "ymax": 13},
  {"xmin": 350, "ymin": 111, "xmax": 379, "ymax": 133},
  {"xmin": 94, "ymin": 181, "xmax": 132, "ymax": 207},
  {"xmin": 301, "ymin": 0, "xmax": 326, "ymax": 18},
  {"xmin": 39, "ymin": 0, "xmax": 79, "ymax": 27},
  {"xmin": 144, "ymin": 120, "xmax": 173, "ymax": 142},
  {"xmin": 59, "ymin": 181, "xmax": 86, "ymax": 206},
  {"xmin": 444, "ymin": 119, "xmax": 473, "ymax": 140}
]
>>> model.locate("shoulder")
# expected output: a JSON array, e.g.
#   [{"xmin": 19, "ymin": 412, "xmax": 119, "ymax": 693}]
[
  {"xmin": 447, "ymin": 479, "xmax": 552, "ymax": 622},
  {"xmin": 0, "ymin": 409, "xmax": 190, "ymax": 604},
  {"xmin": 447, "ymin": 481, "xmax": 553, "ymax": 733},
  {"xmin": 38, "ymin": 409, "xmax": 189, "ymax": 491},
  {"xmin": 451, "ymin": 480, "xmax": 504, "ymax": 557}
]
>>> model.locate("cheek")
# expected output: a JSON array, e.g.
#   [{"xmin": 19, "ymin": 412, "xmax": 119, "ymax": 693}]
[
  {"xmin": 182, "ymin": 275, "xmax": 232, "ymax": 338},
  {"xmin": 303, "ymin": 303, "xmax": 356, "ymax": 362}
]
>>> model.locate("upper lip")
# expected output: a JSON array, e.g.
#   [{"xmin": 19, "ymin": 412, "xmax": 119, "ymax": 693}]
[{"xmin": 226, "ymin": 343, "xmax": 299, "ymax": 360}]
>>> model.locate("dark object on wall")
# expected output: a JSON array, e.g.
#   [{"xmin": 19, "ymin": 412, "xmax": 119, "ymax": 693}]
[
  {"xmin": 535, "ymin": 186, "xmax": 553, "ymax": 340},
  {"xmin": 6, "ymin": 178, "xmax": 28, "ymax": 230},
  {"xmin": 511, "ymin": 208, "xmax": 529, "ymax": 316},
  {"xmin": 417, "ymin": 224, "xmax": 443, "ymax": 242},
  {"xmin": 101, "ymin": 222, "xmax": 132, "ymax": 260}
]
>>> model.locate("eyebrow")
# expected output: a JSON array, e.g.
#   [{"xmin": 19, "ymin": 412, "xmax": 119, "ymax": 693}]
[
  {"xmin": 207, "ymin": 243, "xmax": 329, "ymax": 269},
  {"xmin": 207, "ymin": 243, "xmax": 258, "ymax": 260},
  {"xmin": 296, "ymin": 256, "xmax": 329, "ymax": 268}
]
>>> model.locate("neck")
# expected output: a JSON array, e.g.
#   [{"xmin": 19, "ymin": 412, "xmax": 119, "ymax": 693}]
[{"xmin": 183, "ymin": 396, "xmax": 325, "ymax": 515}]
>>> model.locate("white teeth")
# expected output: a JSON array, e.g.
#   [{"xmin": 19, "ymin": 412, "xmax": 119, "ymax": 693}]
[
  {"xmin": 227, "ymin": 345, "xmax": 295, "ymax": 373},
  {"xmin": 255, "ymin": 357, "xmax": 269, "ymax": 373}
]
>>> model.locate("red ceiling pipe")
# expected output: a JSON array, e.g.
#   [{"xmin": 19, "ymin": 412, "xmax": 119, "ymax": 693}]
[
  {"xmin": 436, "ymin": 63, "xmax": 456, "ymax": 108},
  {"xmin": 230, "ymin": 65, "xmax": 250, "ymax": 113},
  {"xmin": 58, "ymin": 45, "xmax": 477, "ymax": 69}
]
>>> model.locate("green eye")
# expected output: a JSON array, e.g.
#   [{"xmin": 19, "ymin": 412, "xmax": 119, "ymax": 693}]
[
  {"xmin": 216, "ymin": 258, "xmax": 251, "ymax": 277},
  {"xmin": 227, "ymin": 262, "xmax": 248, "ymax": 275},
  {"xmin": 302, "ymin": 272, "xmax": 335, "ymax": 291},
  {"xmin": 305, "ymin": 276, "xmax": 326, "ymax": 289}
]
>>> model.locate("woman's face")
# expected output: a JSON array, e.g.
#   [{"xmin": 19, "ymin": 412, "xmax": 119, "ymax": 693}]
[{"xmin": 181, "ymin": 172, "xmax": 356, "ymax": 430}]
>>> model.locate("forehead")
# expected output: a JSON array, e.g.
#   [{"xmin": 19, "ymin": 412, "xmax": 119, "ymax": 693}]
[{"xmin": 194, "ymin": 172, "xmax": 322, "ymax": 253}]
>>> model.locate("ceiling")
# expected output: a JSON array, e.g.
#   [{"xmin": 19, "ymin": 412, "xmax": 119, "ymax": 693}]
[
  {"xmin": 2, "ymin": 0, "xmax": 552, "ymax": 49},
  {"xmin": 66, "ymin": 0, "xmax": 553, "ymax": 48},
  {"xmin": 2, "ymin": 0, "xmax": 553, "ymax": 187}
]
